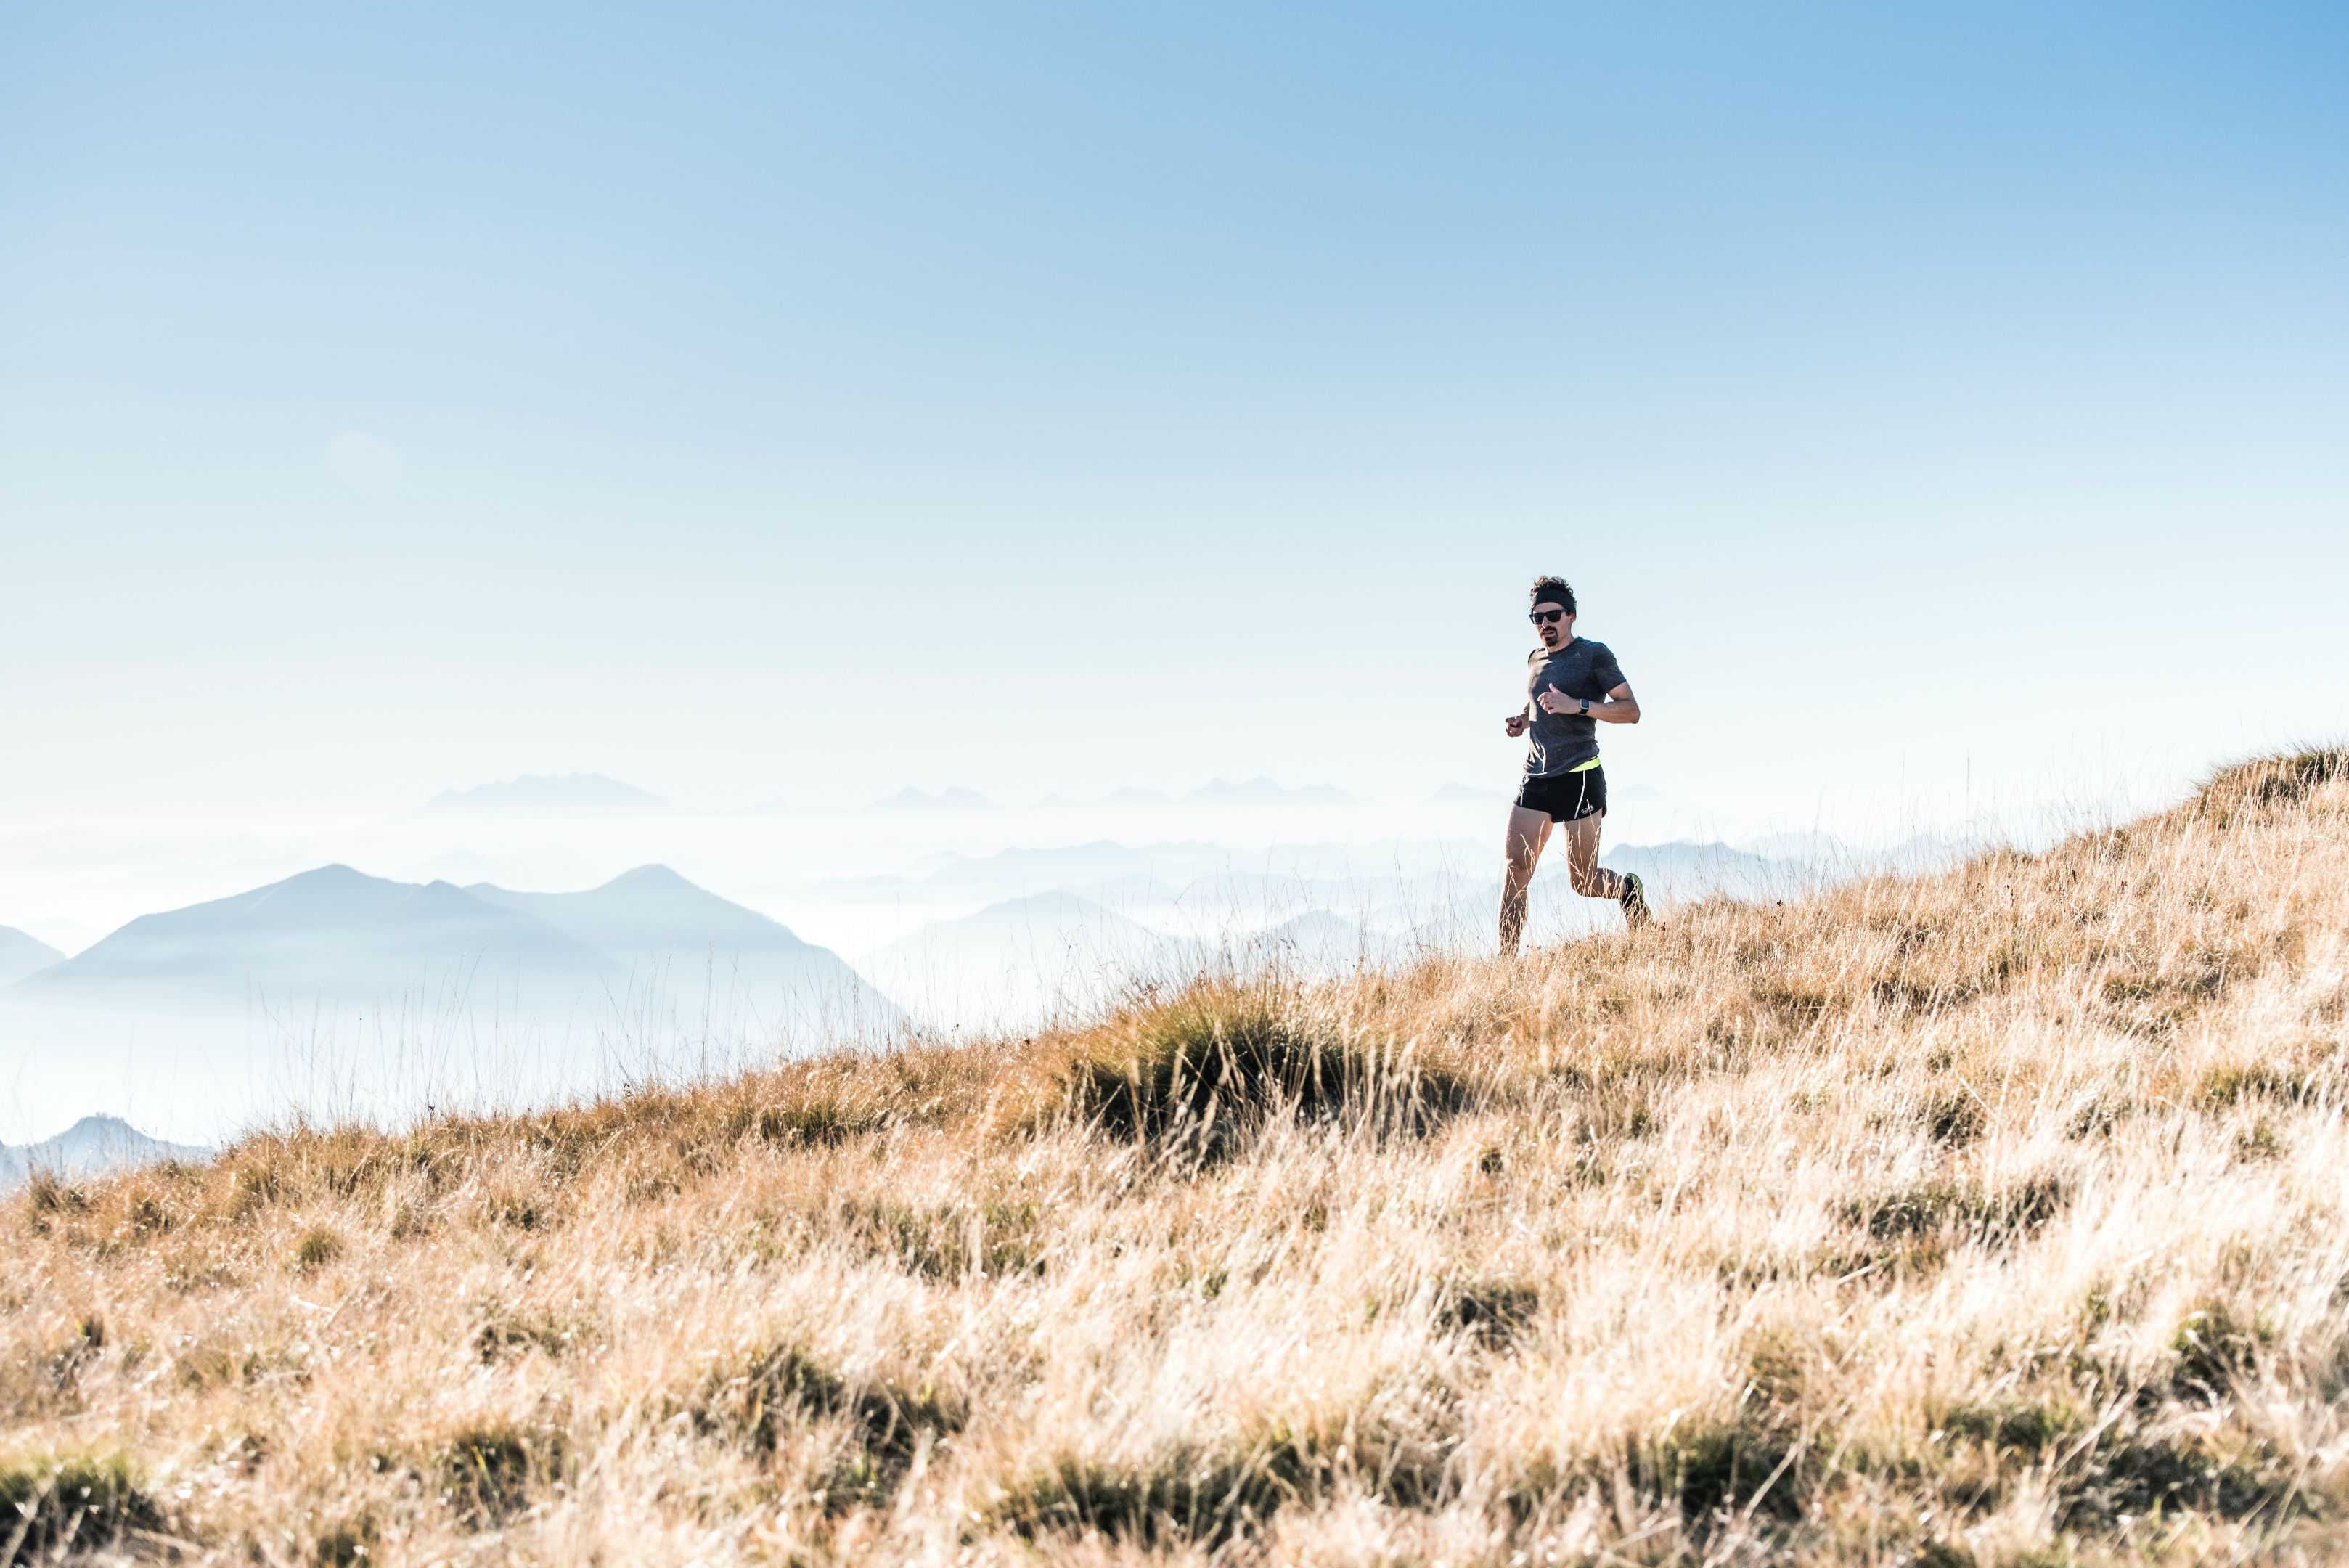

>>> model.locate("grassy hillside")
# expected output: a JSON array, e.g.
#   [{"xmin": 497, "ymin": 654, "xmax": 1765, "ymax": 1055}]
[{"xmin": 7, "ymin": 751, "xmax": 2348, "ymax": 1565}]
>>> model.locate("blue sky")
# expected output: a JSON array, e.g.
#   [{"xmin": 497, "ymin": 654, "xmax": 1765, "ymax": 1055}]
[{"xmin": 5, "ymin": 1, "xmax": 2345, "ymax": 829}]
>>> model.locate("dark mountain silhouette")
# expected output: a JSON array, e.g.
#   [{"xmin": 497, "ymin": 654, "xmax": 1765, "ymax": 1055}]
[
  {"xmin": 0, "ymin": 925, "xmax": 64, "ymax": 984},
  {"xmin": 426, "ymin": 773, "xmax": 667, "ymax": 813},
  {"xmin": 0, "ymin": 1114, "xmax": 211, "ymax": 1190}
]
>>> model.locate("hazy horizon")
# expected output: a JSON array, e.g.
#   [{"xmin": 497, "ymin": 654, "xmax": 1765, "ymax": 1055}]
[
  {"xmin": 0, "ymin": 756, "xmax": 2205, "ymax": 1149},
  {"xmin": 0, "ymin": 754, "xmax": 2184, "ymax": 963}
]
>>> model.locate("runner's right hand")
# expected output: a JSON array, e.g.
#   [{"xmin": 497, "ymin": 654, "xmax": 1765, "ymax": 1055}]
[{"xmin": 1504, "ymin": 712, "xmax": 1528, "ymax": 737}]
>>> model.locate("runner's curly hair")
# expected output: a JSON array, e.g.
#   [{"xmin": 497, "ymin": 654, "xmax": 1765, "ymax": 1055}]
[{"xmin": 1529, "ymin": 576, "xmax": 1576, "ymax": 614}]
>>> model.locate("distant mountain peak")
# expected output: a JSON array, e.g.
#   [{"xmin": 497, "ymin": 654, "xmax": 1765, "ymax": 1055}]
[
  {"xmin": 0, "ymin": 1115, "xmax": 213, "ymax": 1191},
  {"xmin": 245, "ymin": 863, "xmax": 401, "ymax": 908},
  {"xmin": 426, "ymin": 774, "xmax": 667, "ymax": 814},
  {"xmin": 602, "ymin": 865, "xmax": 698, "ymax": 891},
  {"xmin": 0, "ymin": 923, "xmax": 67, "ymax": 984}
]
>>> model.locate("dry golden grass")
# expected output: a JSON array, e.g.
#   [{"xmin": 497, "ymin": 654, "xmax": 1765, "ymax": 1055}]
[{"xmin": 8, "ymin": 749, "xmax": 2349, "ymax": 1565}]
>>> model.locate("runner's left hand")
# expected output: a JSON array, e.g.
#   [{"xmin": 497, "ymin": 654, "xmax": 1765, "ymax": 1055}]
[{"xmin": 1537, "ymin": 683, "xmax": 1574, "ymax": 715}]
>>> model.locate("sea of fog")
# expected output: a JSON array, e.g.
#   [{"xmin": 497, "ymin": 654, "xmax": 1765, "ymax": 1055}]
[{"xmin": 1, "ymin": 782, "xmax": 2152, "ymax": 1150}]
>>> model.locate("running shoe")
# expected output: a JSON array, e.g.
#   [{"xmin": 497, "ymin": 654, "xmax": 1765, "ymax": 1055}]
[{"xmin": 1619, "ymin": 872, "xmax": 1651, "ymax": 929}]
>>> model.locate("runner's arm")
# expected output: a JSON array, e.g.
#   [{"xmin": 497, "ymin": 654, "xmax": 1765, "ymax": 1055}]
[
  {"xmin": 1537, "ymin": 682, "xmax": 1640, "ymax": 722},
  {"xmin": 1589, "ymin": 682, "xmax": 1641, "ymax": 724}
]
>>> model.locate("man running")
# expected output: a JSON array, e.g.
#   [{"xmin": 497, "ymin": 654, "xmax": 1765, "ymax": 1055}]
[{"xmin": 1500, "ymin": 575, "xmax": 1648, "ymax": 954}]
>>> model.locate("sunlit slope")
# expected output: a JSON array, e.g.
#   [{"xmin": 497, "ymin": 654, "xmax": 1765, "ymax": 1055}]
[{"xmin": 7, "ymin": 750, "xmax": 2347, "ymax": 1565}]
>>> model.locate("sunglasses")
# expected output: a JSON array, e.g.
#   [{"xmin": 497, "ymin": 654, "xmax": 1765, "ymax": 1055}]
[{"xmin": 1528, "ymin": 609, "xmax": 1566, "ymax": 625}]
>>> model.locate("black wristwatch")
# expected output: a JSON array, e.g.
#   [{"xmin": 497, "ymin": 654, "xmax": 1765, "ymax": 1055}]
[{"xmin": 1578, "ymin": 698, "xmax": 1592, "ymax": 716}]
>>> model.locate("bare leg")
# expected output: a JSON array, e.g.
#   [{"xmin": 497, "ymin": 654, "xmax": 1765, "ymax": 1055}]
[
  {"xmin": 1499, "ymin": 805, "xmax": 1551, "ymax": 955},
  {"xmin": 1556, "ymin": 810, "xmax": 1626, "ymax": 902}
]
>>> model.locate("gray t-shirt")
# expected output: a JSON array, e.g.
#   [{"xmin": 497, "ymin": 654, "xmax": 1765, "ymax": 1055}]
[{"xmin": 1523, "ymin": 637, "xmax": 1627, "ymax": 776}]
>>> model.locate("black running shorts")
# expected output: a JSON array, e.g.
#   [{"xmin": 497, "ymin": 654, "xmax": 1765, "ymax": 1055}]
[{"xmin": 1515, "ymin": 766, "xmax": 1607, "ymax": 822}]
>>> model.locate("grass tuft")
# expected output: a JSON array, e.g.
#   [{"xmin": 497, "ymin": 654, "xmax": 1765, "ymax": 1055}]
[
  {"xmin": 2060, "ymin": 1427, "xmax": 2299, "ymax": 1525},
  {"xmin": 995, "ymin": 1425, "xmax": 1452, "ymax": 1546},
  {"xmin": 689, "ymin": 1343, "xmax": 963, "ymax": 1509},
  {"xmin": 2169, "ymin": 1302, "xmax": 2268, "ymax": 1402},
  {"xmin": 0, "ymin": 1452, "xmax": 166, "ymax": 1564},
  {"xmin": 435, "ymin": 1423, "xmax": 557, "ymax": 1529},
  {"xmin": 1651, "ymin": 1423, "xmax": 1808, "ymax": 1523},
  {"xmin": 1056, "ymin": 983, "xmax": 1474, "ymax": 1159},
  {"xmin": 1442, "ymin": 1279, "xmax": 1542, "ymax": 1348},
  {"xmin": 292, "ymin": 1225, "xmax": 344, "ymax": 1272},
  {"xmin": 1941, "ymin": 1397, "xmax": 2084, "ymax": 1455},
  {"xmin": 2197, "ymin": 746, "xmax": 2349, "ymax": 822},
  {"xmin": 1849, "ymin": 1173, "xmax": 2070, "ymax": 1246}
]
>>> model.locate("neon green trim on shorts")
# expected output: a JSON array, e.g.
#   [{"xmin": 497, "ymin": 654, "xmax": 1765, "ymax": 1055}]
[{"xmin": 1567, "ymin": 755, "xmax": 1601, "ymax": 773}]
